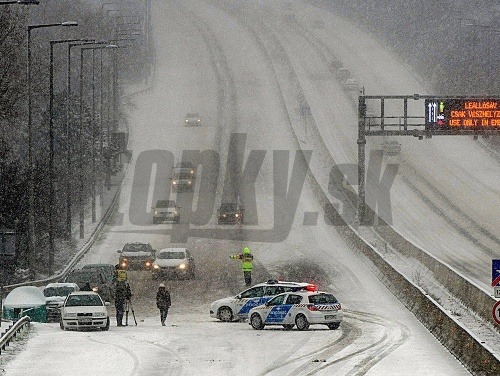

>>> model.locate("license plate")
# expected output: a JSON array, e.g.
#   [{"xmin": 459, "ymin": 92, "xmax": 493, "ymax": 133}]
[
  {"xmin": 79, "ymin": 319, "xmax": 92, "ymax": 324},
  {"xmin": 324, "ymin": 315, "xmax": 336, "ymax": 320}
]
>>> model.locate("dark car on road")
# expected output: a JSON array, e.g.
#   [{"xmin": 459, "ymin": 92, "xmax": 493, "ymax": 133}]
[
  {"xmin": 171, "ymin": 162, "xmax": 196, "ymax": 192},
  {"xmin": 217, "ymin": 202, "xmax": 244, "ymax": 224},
  {"xmin": 117, "ymin": 242, "xmax": 156, "ymax": 270},
  {"xmin": 63, "ymin": 269, "xmax": 113, "ymax": 303}
]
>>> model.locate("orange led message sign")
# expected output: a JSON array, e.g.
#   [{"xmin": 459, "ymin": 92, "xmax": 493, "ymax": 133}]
[{"xmin": 425, "ymin": 99, "xmax": 500, "ymax": 128}]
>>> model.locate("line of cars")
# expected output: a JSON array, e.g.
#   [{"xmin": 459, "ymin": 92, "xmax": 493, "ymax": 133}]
[
  {"xmin": 38, "ymin": 263, "xmax": 117, "ymax": 330},
  {"xmin": 210, "ymin": 280, "xmax": 343, "ymax": 331},
  {"xmin": 117, "ymin": 242, "xmax": 195, "ymax": 280}
]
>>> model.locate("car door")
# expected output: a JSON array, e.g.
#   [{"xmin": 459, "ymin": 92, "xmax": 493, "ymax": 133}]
[
  {"xmin": 261, "ymin": 294, "xmax": 290, "ymax": 324},
  {"xmin": 235, "ymin": 286, "xmax": 266, "ymax": 317}
]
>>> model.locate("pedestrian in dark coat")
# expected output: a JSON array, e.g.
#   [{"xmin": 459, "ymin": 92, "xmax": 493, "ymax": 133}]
[
  {"xmin": 115, "ymin": 281, "xmax": 132, "ymax": 326},
  {"xmin": 156, "ymin": 283, "xmax": 171, "ymax": 326}
]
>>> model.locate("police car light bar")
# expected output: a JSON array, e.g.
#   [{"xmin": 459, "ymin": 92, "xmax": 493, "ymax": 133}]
[{"xmin": 305, "ymin": 284, "xmax": 318, "ymax": 292}]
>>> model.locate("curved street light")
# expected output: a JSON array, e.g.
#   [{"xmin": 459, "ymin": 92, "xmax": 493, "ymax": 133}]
[{"xmin": 26, "ymin": 21, "xmax": 78, "ymax": 271}]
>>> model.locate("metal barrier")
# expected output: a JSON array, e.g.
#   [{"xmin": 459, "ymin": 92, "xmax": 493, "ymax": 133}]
[{"xmin": 0, "ymin": 316, "xmax": 31, "ymax": 354}]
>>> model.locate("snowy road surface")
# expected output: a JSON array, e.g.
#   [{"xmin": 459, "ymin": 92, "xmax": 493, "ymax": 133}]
[{"xmin": 3, "ymin": 0, "xmax": 495, "ymax": 374}]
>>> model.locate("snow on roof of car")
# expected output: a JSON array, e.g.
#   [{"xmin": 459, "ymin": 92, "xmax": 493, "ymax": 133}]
[{"xmin": 4, "ymin": 286, "xmax": 46, "ymax": 308}]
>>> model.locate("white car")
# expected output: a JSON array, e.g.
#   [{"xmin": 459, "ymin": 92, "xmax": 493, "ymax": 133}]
[
  {"xmin": 43, "ymin": 282, "xmax": 80, "ymax": 322},
  {"xmin": 209, "ymin": 280, "xmax": 314, "ymax": 322},
  {"xmin": 60, "ymin": 291, "xmax": 110, "ymax": 331},
  {"xmin": 152, "ymin": 200, "xmax": 180, "ymax": 224},
  {"xmin": 185, "ymin": 112, "xmax": 202, "ymax": 126},
  {"xmin": 248, "ymin": 289, "xmax": 343, "ymax": 331},
  {"xmin": 152, "ymin": 247, "xmax": 195, "ymax": 280}
]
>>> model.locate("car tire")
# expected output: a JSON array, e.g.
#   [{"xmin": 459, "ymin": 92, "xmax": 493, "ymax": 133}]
[
  {"xmin": 101, "ymin": 317, "xmax": 110, "ymax": 331},
  {"xmin": 295, "ymin": 314, "xmax": 310, "ymax": 331},
  {"xmin": 153, "ymin": 218, "xmax": 157, "ymax": 224},
  {"xmin": 250, "ymin": 313, "xmax": 265, "ymax": 330},
  {"xmin": 327, "ymin": 322, "xmax": 340, "ymax": 330},
  {"xmin": 60, "ymin": 319, "xmax": 66, "ymax": 331},
  {"xmin": 282, "ymin": 324, "xmax": 294, "ymax": 330},
  {"xmin": 218, "ymin": 306, "xmax": 234, "ymax": 322}
]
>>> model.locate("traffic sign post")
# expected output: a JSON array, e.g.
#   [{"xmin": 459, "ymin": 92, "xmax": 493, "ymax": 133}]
[{"xmin": 493, "ymin": 300, "xmax": 500, "ymax": 325}]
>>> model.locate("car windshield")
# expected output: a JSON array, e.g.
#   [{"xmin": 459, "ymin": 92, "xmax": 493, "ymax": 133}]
[
  {"xmin": 156, "ymin": 200, "xmax": 175, "ymax": 208},
  {"xmin": 44, "ymin": 287, "xmax": 75, "ymax": 297},
  {"xmin": 158, "ymin": 251, "xmax": 186, "ymax": 259},
  {"xmin": 174, "ymin": 172, "xmax": 193, "ymax": 179},
  {"xmin": 122, "ymin": 244, "xmax": 151, "ymax": 253},
  {"xmin": 308, "ymin": 293, "xmax": 338, "ymax": 304},
  {"xmin": 220, "ymin": 203, "xmax": 238, "ymax": 211},
  {"xmin": 65, "ymin": 294, "xmax": 103, "ymax": 307}
]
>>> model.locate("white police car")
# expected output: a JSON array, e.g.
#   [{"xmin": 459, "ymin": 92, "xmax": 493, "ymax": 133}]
[
  {"xmin": 209, "ymin": 280, "xmax": 314, "ymax": 322},
  {"xmin": 248, "ymin": 289, "xmax": 343, "ymax": 331}
]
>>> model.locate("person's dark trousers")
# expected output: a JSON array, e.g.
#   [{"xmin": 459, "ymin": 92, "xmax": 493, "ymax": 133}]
[
  {"xmin": 244, "ymin": 271, "xmax": 252, "ymax": 286},
  {"xmin": 160, "ymin": 308, "xmax": 169, "ymax": 325},
  {"xmin": 116, "ymin": 303, "xmax": 125, "ymax": 326}
]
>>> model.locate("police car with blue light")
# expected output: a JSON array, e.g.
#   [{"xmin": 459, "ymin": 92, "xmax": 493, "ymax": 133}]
[
  {"xmin": 209, "ymin": 280, "xmax": 314, "ymax": 322},
  {"xmin": 248, "ymin": 288, "xmax": 343, "ymax": 331}
]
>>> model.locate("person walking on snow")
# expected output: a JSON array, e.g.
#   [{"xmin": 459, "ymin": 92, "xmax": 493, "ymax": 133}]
[
  {"xmin": 156, "ymin": 283, "xmax": 171, "ymax": 326},
  {"xmin": 230, "ymin": 246, "xmax": 253, "ymax": 286}
]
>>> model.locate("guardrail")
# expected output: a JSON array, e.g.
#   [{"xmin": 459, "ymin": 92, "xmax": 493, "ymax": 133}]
[
  {"xmin": 3, "ymin": 176, "xmax": 123, "ymax": 293},
  {"xmin": 245, "ymin": 17, "xmax": 500, "ymax": 374},
  {"xmin": 0, "ymin": 316, "xmax": 31, "ymax": 355}
]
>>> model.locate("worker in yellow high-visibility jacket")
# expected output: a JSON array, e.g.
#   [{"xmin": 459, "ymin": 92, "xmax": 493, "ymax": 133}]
[{"xmin": 230, "ymin": 246, "xmax": 253, "ymax": 286}]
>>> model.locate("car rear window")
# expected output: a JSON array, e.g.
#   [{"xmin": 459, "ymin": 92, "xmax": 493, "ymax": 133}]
[{"xmin": 308, "ymin": 293, "xmax": 338, "ymax": 304}]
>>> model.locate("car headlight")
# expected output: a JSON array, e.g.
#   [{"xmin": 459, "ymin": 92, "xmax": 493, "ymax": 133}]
[
  {"xmin": 188, "ymin": 180, "xmax": 192, "ymax": 185},
  {"xmin": 173, "ymin": 211, "xmax": 178, "ymax": 215},
  {"xmin": 92, "ymin": 287, "xmax": 99, "ymax": 292},
  {"xmin": 190, "ymin": 170, "xmax": 195, "ymax": 174},
  {"xmin": 173, "ymin": 181, "xmax": 177, "ymax": 185},
  {"xmin": 178, "ymin": 263, "xmax": 187, "ymax": 270},
  {"xmin": 153, "ymin": 264, "xmax": 160, "ymax": 269},
  {"xmin": 235, "ymin": 213, "xmax": 239, "ymax": 218},
  {"xmin": 121, "ymin": 261, "xmax": 128, "ymax": 268},
  {"xmin": 145, "ymin": 261, "xmax": 152, "ymax": 267},
  {"xmin": 154, "ymin": 210, "xmax": 159, "ymax": 215},
  {"xmin": 185, "ymin": 119, "xmax": 189, "ymax": 122},
  {"xmin": 94, "ymin": 312, "xmax": 106, "ymax": 317}
]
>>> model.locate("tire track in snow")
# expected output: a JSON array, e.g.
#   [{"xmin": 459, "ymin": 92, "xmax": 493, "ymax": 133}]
[{"xmin": 203, "ymin": 3, "xmax": 410, "ymax": 375}]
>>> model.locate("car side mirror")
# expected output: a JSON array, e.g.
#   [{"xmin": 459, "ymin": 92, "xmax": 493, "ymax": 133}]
[
  {"xmin": 236, "ymin": 295, "xmax": 242, "ymax": 299},
  {"xmin": 117, "ymin": 250, "xmax": 121, "ymax": 253}
]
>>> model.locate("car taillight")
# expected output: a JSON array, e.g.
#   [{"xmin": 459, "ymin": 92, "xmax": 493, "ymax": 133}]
[{"xmin": 307, "ymin": 304, "xmax": 319, "ymax": 311}]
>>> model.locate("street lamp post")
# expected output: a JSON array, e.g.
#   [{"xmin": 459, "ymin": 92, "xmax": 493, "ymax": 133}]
[
  {"xmin": 65, "ymin": 40, "xmax": 96, "ymax": 240},
  {"xmin": 48, "ymin": 38, "xmax": 89, "ymax": 273},
  {"xmin": 79, "ymin": 44, "xmax": 117, "ymax": 238},
  {"xmin": 26, "ymin": 21, "xmax": 77, "ymax": 272}
]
